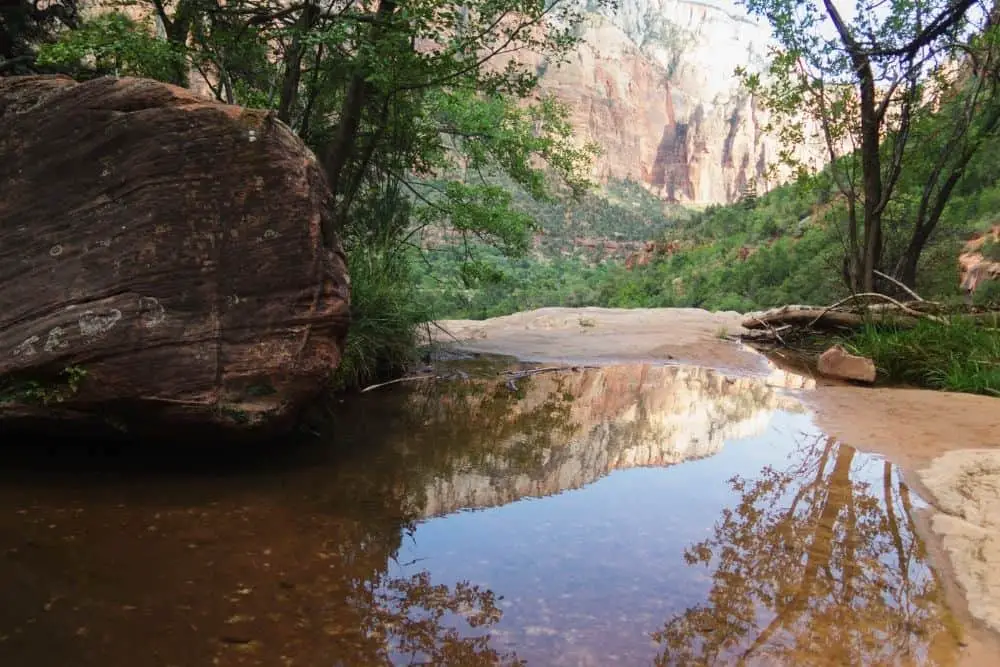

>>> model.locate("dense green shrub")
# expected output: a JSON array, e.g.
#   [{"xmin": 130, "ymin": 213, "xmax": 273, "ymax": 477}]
[{"xmin": 844, "ymin": 320, "xmax": 1000, "ymax": 396}]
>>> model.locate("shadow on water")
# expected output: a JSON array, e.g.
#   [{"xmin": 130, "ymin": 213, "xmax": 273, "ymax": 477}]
[{"xmin": 0, "ymin": 363, "xmax": 966, "ymax": 666}]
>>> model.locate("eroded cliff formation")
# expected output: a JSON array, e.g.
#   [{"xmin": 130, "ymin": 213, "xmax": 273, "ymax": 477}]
[
  {"xmin": 0, "ymin": 75, "xmax": 350, "ymax": 439},
  {"xmin": 418, "ymin": 364, "xmax": 811, "ymax": 517},
  {"xmin": 522, "ymin": 0, "xmax": 827, "ymax": 204}
]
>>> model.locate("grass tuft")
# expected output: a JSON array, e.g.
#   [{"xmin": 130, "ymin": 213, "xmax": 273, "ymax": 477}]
[
  {"xmin": 331, "ymin": 245, "xmax": 429, "ymax": 392},
  {"xmin": 842, "ymin": 318, "xmax": 1000, "ymax": 396}
]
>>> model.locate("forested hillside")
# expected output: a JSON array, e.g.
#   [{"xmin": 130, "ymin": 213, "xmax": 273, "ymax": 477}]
[{"xmin": 416, "ymin": 157, "xmax": 1000, "ymax": 319}]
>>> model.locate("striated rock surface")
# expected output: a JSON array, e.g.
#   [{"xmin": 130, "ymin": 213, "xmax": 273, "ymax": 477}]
[
  {"xmin": 517, "ymin": 0, "xmax": 827, "ymax": 204},
  {"xmin": 0, "ymin": 75, "xmax": 349, "ymax": 439},
  {"xmin": 919, "ymin": 449, "xmax": 1000, "ymax": 635}
]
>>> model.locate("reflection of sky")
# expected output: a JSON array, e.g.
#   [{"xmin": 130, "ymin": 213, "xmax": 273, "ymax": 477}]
[{"xmin": 389, "ymin": 411, "xmax": 836, "ymax": 663}]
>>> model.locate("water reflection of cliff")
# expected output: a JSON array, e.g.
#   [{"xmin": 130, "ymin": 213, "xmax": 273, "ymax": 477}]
[
  {"xmin": 408, "ymin": 364, "xmax": 811, "ymax": 517},
  {"xmin": 0, "ymin": 363, "xmax": 964, "ymax": 667}
]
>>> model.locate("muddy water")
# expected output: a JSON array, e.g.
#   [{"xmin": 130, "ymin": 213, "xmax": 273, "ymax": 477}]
[{"xmin": 0, "ymin": 364, "xmax": 966, "ymax": 666}]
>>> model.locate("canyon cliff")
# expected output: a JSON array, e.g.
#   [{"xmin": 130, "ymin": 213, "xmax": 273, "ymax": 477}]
[{"xmin": 526, "ymin": 0, "xmax": 826, "ymax": 204}]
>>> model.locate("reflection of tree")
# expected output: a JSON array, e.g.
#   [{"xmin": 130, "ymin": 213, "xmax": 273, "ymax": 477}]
[
  {"xmin": 371, "ymin": 571, "xmax": 524, "ymax": 666},
  {"xmin": 0, "ymin": 385, "xmax": 535, "ymax": 666},
  {"xmin": 282, "ymin": 457, "xmax": 527, "ymax": 666},
  {"xmin": 653, "ymin": 435, "xmax": 961, "ymax": 666}
]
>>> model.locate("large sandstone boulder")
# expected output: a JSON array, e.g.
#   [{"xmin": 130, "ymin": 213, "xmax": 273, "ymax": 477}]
[{"xmin": 0, "ymin": 75, "xmax": 350, "ymax": 440}]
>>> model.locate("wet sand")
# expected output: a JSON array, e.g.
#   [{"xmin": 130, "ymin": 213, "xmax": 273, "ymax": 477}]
[{"xmin": 432, "ymin": 306, "xmax": 1000, "ymax": 665}]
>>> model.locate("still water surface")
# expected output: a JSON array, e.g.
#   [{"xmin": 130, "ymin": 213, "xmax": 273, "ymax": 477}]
[{"xmin": 0, "ymin": 364, "xmax": 964, "ymax": 666}]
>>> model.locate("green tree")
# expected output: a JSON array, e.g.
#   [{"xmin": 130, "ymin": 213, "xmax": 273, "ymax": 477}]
[
  {"xmin": 739, "ymin": 0, "xmax": 994, "ymax": 292},
  {"xmin": 35, "ymin": 13, "xmax": 184, "ymax": 80},
  {"xmin": 0, "ymin": 0, "xmax": 80, "ymax": 73}
]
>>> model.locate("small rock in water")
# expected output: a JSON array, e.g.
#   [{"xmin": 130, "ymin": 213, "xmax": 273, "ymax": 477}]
[{"xmin": 817, "ymin": 345, "xmax": 876, "ymax": 383}]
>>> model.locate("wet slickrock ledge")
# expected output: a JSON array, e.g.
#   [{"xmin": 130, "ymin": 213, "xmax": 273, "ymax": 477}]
[{"xmin": 0, "ymin": 75, "xmax": 350, "ymax": 440}]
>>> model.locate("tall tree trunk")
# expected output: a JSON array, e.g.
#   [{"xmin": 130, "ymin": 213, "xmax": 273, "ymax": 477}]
[
  {"xmin": 322, "ymin": 0, "xmax": 397, "ymax": 229},
  {"xmin": 151, "ymin": 0, "xmax": 194, "ymax": 86},
  {"xmin": 858, "ymin": 63, "xmax": 883, "ymax": 292},
  {"xmin": 277, "ymin": 0, "xmax": 319, "ymax": 124},
  {"xmin": 822, "ymin": 0, "xmax": 884, "ymax": 292}
]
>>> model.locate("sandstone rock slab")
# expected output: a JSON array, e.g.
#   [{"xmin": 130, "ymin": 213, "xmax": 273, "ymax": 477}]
[
  {"xmin": 817, "ymin": 345, "xmax": 876, "ymax": 383},
  {"xmin": 0, "ymin": 75, "xmax": 349, "ymax": 439},
  {"xmin": 919, "ymin": 449, "xmax": 1000, "ymax": 634}
]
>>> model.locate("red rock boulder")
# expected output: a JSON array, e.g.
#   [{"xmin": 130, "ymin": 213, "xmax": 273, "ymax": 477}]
[
  {"xmin": 817, "ymin": 345, "xmax": 876, "ymax": 384},
  {"xmin": 0, "ymin": 75, "xmax": 350, "ymax": 440}
]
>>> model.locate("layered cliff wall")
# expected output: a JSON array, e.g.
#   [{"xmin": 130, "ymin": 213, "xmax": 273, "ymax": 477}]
[{"xmin": 527, "ymin": 0, "xmax": 827, "ymax": 204}]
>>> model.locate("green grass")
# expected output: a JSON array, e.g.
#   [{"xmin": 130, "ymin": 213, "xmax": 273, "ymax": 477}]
[
  {"xmin": 843, "ymin": 319, "xmax": 1000, "ymax": 396},
  {"xmin": 331, "ymin": 245, "xmax": 429, "ymax": 392}
]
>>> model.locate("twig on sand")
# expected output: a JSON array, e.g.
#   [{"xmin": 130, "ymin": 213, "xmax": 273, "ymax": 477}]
[
  {"xmin": 501, "ymin": 365, "xmax": 597, "ymax": 380},
  {"xmin": 361, "ymin": 365, "xmax": 595, "ymax": 394},
  {"xmin": 360, "ymin": 375, "xmax": 438, "ymax": 393},
  {"xmin": 501, "ymin": 365, "xmax": 598, "ymax": 392}
]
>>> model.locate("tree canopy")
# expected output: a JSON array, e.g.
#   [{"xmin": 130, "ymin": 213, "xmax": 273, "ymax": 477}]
[
  {"xmin": 31, "ymin": 0, "xmax": 601, "ymax": 260},
  {"xmin": 739, "ymin": 0, "xmax": 1000, "ymax": 291}
]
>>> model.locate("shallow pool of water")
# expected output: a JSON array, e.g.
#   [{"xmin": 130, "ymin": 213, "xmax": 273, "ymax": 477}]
[{"xmin": 0, "ymin": 364, "xmax": 964, "ymax": 666}]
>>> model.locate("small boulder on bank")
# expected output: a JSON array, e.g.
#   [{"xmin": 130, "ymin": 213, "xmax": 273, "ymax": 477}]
[
  {"xmin": 817, "ymin": 345, "xmax": 876, "ymax": 384},
  {"xmin": 0, "ymin": 75, "xmax": 350, "ymax": 440}
]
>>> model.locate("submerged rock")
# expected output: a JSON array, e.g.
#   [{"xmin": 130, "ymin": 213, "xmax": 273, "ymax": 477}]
[
  {"xmin": 0, "ymin": 75, "xmax": 349, "ymax": 440},
  {"xmin": 817, "ymin": 345, "xmax": 876, "ymax": 384}
]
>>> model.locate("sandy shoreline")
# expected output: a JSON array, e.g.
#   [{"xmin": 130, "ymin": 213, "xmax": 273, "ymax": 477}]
[{"xmin": 431, "ymin": 306, "xmax": 1000, "ymax": 664}]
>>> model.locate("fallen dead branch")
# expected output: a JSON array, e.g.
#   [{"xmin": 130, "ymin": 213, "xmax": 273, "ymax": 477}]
[
  {"xmin": 744, "ymin": 306, "xmax": 872, "ymax": 331},
  {"xmin": 805, "ymin": 292, "xmax": 945, "ymax": 327},
  {"xmin": 741, "ymin": 289, "xmax": 1000, "ymax": 351},
  {"xmin": 873, "ymin": 270, "xmax": 925, "ymax": 301},
  {"xmin": 742, "ymin": 293, "xmax": 945, "ymax": 332}
]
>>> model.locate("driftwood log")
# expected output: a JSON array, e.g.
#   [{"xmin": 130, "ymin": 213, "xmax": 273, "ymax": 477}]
[
  {"xmin": 743, "ymin": 292, "xmax": 999, "ymax": 337},
  {"xmin": 743, "ymin": 305, "xmax": 918, "ymax": 331}
]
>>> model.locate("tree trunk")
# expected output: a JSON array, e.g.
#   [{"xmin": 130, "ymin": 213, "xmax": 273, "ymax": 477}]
[
  {"xmin": 277, "ymin": 0, "xmax": 319, "ymax": 124},
  {"xmin": 896, "ymin": 233, "xmax": 927, "ymax": 289},
  {"xmin": 322, "ymin": 0, "xmax": 397, "ymax": 228},
  {"xmin": 821, "ymin": 0, "xmax": 884, "ymax": 292},
  {"xmin": 858, "ymin": 64, "xmax": 883, "ymax": 293}
]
